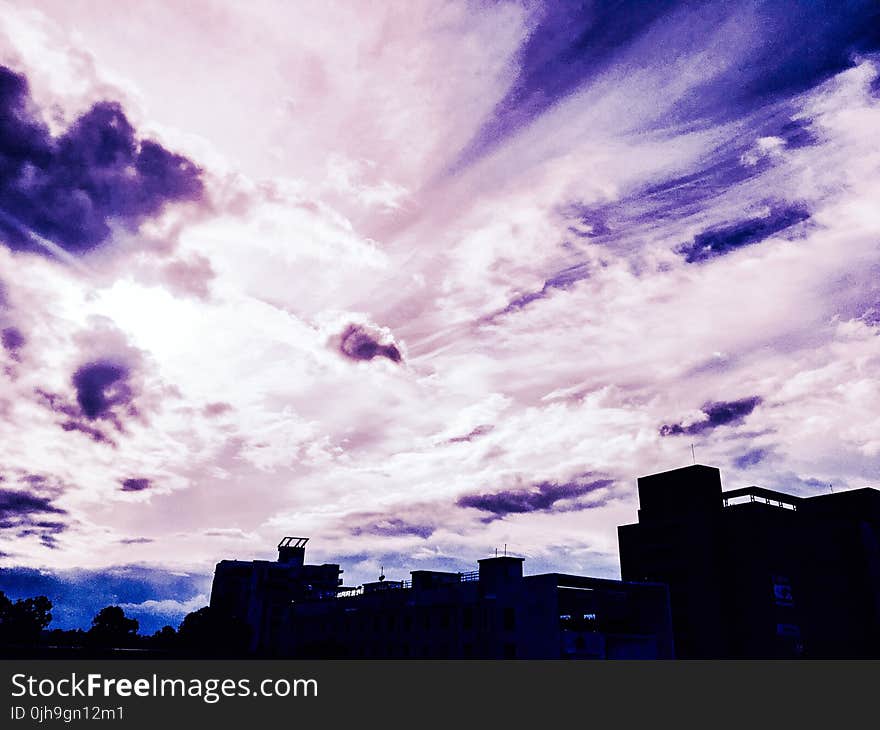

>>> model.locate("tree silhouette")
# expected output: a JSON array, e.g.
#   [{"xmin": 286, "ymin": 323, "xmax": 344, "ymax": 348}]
[
  {"xmin": 177, "ymin": 605, "xmax": 251, "ymax": 656},
  {"xmin": 151, "ymin": 625, "xmax": 177, "ymax": 649},
  {"xmin": 87, "ymin": 606, "xmax": 139, "ymax": 647},
  {"xmin": 0, "ymin": 591, "xmax": 53, "ymax": 646}
]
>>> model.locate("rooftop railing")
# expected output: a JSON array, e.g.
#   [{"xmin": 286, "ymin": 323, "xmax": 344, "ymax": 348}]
[{"xmin": 722, "ymin": 487, "xmax": 801, "ymax": 511}]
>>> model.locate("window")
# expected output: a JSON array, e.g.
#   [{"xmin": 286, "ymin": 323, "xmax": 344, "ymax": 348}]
[
  {"xmin": 503, "ymin": 607, "xmax": 516, "ymax": 631},
  {"xmin": 772, "ymin": 576, "xmax": 794, "ymax": 607},
  {"xmin": 560, "ymin": 613, "xmax": 597, "ymax": 631}
]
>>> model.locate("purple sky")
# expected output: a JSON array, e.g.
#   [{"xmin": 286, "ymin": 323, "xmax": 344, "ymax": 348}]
[{"xmin": 1, "ymin": 0, "xmax": 880, "ymax": 630}]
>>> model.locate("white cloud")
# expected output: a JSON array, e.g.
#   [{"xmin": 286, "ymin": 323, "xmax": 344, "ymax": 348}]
[
  {"xmin": 0, "ymin": 4, "xmax": 879, "ymax": 589},
  {"xmin": 118, "ymin": 594, "xmax": 208, "ymax": 617}
]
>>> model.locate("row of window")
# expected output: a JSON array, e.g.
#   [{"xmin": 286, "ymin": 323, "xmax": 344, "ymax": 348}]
[
  {"xmin": 300, "ymin": 641, "xmax": 519, "ymax": 659},
  {"xmin": 294, "ymin": 605, "xmax": 518, "ymax": 636}
]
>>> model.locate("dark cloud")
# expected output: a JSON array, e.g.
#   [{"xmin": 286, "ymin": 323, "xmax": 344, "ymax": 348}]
[
  {"xmin": 569, "ymin": 116, "xmax": 801, "ymax": 242},
  {"xmin": 661, "ymin": 396, "xmax": 762, "ymax": 437},
  {"xmin": 0, "ymin": 65, "xmax": 202, "ymax": 256},
  {"xmin": 120, "ymin": 478, "xmax": 151, "ymax": 492},
  {"xmin": 493, "ymin": 262, "xmax": 590, "ymax": 319},
  {"xmin": 34, "ymin": 388, "xmax": 79, "ymax": 418},
  {"xmin": 6, "ymin": 471, "xmax": 66, "ymax": 495},
  {"xmin": 59, "ymin": 419, "xmax": 115, "ymax": 447},
  {"xmin": 734, "ymin": 448, "xmax": 770, "ymax": 469},
  {"xmin": 777, "ymin": 118, "xmax": 821, "ymax": 150},
  {"xmin": 17, "ymin": 521, "xmax": 66, "ymax": 549},
  {"xmin": 457, "ymin": 477, "xmax": 614, "ymax": 519},
  {"xmin": 339, "ymin": 324, "xmax": 402, "ymax": 363},
  {"xmin": 118, "ymin": 537, "xmax": 154, "ymax": 545},
  {"xmin": 35, "ymin": 384, "xmax": 118, "ymax": 446},
  {"xmin": 72, "ymin": 360, "xmax": 133, "ymax": 420},
  {"xmin": 0, "ymin": 488, "xmax": 67, "ymax": 549},
  {"xmin": 565, "ymin": 205, "xmax": 612, "ymax": 240},
  {"xmin": 551, "ymin": 109, "xmax": 814, "ymax": 269},
  {"xmin": 863, "ymin": 307, "xmax": 880, "ymax": 327},
  {"xmin": 1, "ymin": 326, "xmax": 24, "ymax": 358},
  {"xmin": 677, "ymin": 205, "xmax": 810, "ymax": 263},
  {"xmin": 0, "ymin": 489, "xmax": 65, "ymax": 523},
  {"xmin": 350, "ymin": 517, "xmax": 435, "ymax": 540}
]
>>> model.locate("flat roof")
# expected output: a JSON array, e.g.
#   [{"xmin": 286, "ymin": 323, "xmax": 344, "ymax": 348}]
[{"xmin": 722, "ymin": 486, "xmax": 802, "ymax": 506}]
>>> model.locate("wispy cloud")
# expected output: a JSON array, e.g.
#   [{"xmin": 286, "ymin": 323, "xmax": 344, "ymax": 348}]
[{"xmin": 0, "ymin": 1, "xmax": 878, "ymax": 600}]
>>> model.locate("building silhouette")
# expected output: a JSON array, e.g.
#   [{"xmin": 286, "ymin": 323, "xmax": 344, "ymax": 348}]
[
  {"xmin": 211, "ymin": 541, "xmax": 674, "ymax": 659},
  {"xmin": 619, "ymin": 464, "xmax": 880, "ymax": 658},
  {"xmin": 281, "ymin": 557, "xmax": 673, "ymax": 659},
  {"xmin": 210, "ymin": 465, "xmax": 880, "ymax": 659},
  {"xmin": 210, "ymin": 537, "xmax": 343, "ymax": 654}
]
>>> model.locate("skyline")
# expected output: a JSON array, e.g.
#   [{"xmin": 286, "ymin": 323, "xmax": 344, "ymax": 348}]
[{"xmin": 2, "ymin": 0, "xmax": 880, "ymax": 632}]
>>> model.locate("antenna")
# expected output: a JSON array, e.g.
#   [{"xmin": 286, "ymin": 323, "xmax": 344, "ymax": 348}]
[
  {"xmin": 691, "ymin": 443, "xmax": 696, "ymax": 465},
  {"xmin": 495, "ymin": 547, "xmax": 498, "ymax": 557},
  {"xmin": 379, "ymin": 565, "xmax": 385, "ymax": 582},
  {"xmin": 504, "ymin": 543, "xmax": 507, "ymax": 557},
  {"xmin": 829, "ymin": 483, "xmax": 834, "ymax": 494}
]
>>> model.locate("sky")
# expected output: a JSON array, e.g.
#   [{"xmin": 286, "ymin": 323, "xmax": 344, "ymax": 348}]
[{"xmin": 1, "ymin": 0, "xmax": 880, "ymax": 633}]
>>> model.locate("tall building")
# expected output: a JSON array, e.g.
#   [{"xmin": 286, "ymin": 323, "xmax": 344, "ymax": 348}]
[
  {"xmin": 211, "ymin": 543, "xmax": 674, "ymax": 659},
  {"xmin": 618, "ymin": 464, "xmax": 880, "ymax": 658}
]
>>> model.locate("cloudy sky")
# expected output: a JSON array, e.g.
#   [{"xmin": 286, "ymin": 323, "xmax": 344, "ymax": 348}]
[{"xmin": 1, "ymin": 0, "xmax": 880, "ymax": 632}]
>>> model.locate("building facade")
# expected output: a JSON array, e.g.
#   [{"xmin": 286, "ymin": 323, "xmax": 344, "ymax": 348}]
[
  {"xmin": 211, "ymin": 543, "xmax": 674, "ymax": 659},
  {"xmin": 618, "ymin": 464, "xmax": 880, "ymax": 658},
  {"xmin": 281, "ymin": 556, "xmax": 674, "ymax": 659},
  {"xmin": 209, "ymin": 537, "xmax": 343, "ymax": 654}
]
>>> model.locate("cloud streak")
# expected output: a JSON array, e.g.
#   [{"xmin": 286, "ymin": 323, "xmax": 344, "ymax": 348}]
[
  {"xmin": 457, "ymin": 477, "xmax": 614, "ymax": 520},
  {"xmin": 0, "ymin": 2, "xmax": 879, "ymax": 606}
]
